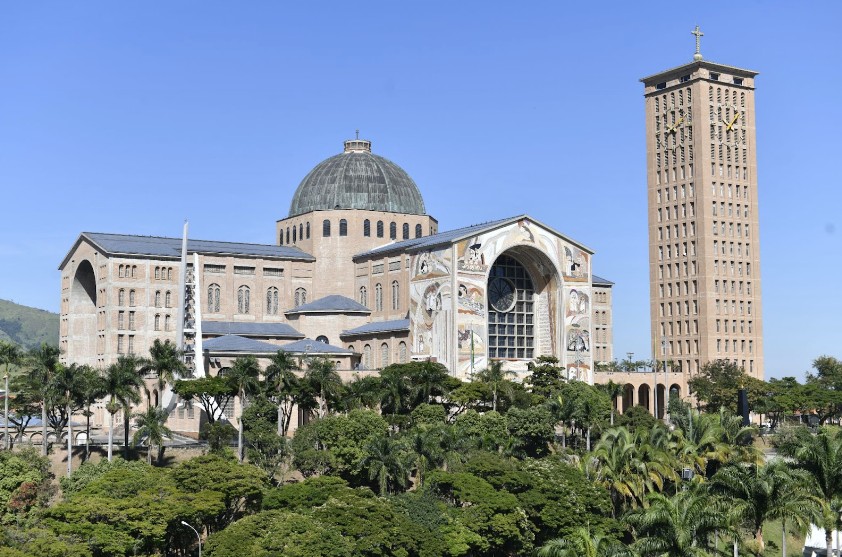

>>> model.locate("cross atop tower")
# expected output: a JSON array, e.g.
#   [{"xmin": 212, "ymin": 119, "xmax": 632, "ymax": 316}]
[{"xmin": 691, "ymin": 25, "xmax": 704, "ymax": 61}]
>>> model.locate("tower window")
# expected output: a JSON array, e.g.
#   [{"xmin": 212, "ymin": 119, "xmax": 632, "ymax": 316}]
[
  {"xmin": 377, "ymin": 221, "xmax": 384, "ymax": 238},
  {"xmin": 415, "ymin": 224, "xmax": 422, "ymax": 238},
  {"xmin": 402, "ymin": 223, "xmax": 409, "ymax": 240},
  {"xmin": 656, "ymin": 82, "xmax": 667, "ymax": 90},
  {"xmin": 375, "ymin": 283, "xmax": 382, "ymax": 312},
  {"xmin": 339, "ymin": 219, "xmax": 348, "ymax": 236},
  {"xmin": 266, "ymin": 287, "xmax": 279, "ymax": 315},
  {"xmin": 237, "ymin": 285, "xmax": 250, "ymax": 314},
  {"xmin": 733, "ymin": 77, "xmax": 743, "ymax": 85},
  {"xmin": 294, "ymin": 287, "xmax": 307, "ymax": 307},
  {"xmin": 359, "ymin": 286, "xmax": 368, "ymax": 307},
  {"xmin": 306, "ymin": 222, "xmax": 310, "ymax": 239},
  {"xmin": 208, "ymin": 283, "xmax": 220, "ymax": 313},
  {"xmin": 323, "ymin": 220, "xmax": 331, "ymax": 237},
  {"xmin": 390, "ymin": 222, "xmax": 397, "ymax": 239},
  {"xmin": 364, "ymin": 219, "xmax": 371, "ymax": 237}
]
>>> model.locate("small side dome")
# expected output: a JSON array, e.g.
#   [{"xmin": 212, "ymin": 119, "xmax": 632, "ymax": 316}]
[{"xmin": 288, "ymin": 138, "xmax": 426, "ymax": 217}]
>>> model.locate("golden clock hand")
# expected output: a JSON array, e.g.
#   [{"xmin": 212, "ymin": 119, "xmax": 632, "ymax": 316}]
[{"xmin": 726, "ymin": 113, "xmax": 740, "ymax": 131}]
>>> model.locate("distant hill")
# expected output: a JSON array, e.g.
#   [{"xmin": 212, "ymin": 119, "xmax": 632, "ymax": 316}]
[{"xmin": 0, "ymin": 299, "xmax": 59, "ymax": 349}]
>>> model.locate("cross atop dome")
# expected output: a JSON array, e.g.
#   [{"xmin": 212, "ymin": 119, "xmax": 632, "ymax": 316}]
[{"xmin": 692, "ymin": 25, "xmax": 704, "ymax": 61}]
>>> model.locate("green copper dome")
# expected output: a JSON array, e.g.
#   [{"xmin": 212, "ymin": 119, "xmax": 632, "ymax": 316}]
[{"xmin": 288, "ymin": 138, "xmax": 426, "ymax": 217}]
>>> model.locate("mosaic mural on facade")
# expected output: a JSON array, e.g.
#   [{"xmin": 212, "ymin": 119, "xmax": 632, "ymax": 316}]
[{"xmin": 409, "ymin": 247, "xmax": 453, "ymax": 368}]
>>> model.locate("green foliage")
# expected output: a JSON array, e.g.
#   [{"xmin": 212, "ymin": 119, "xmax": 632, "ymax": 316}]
[
  {"xmin": 263, "ymin": 476, "xmax": 353, "ymax": 511},
  {"xmin": 688, "ymin": 359, "xmax": 767, "ymax": 414},
  {"xmin": 203, "ymin": 421, "xmax": 237, "ymax": 453},
  {"xmin": 242, "ymin": 393, "xmax": 289, "ymax": 482},
  {"xmin": 0, "ymin": 447, "xmax": 52, "ymax": 522},
  {"xmin": 617, "ymin": 405, "xmax": 659, "ymax": 432},
  {"xmin": 506, "ymin": 406, "xmax": 555, "ymax": 458},
  {"xmin": 410, "ymin": 403, "xmax": 447, "ymax": 426},
  {"xmin": 59, "ymin": 458, "xmax": 150, "ymax": 498},
  {"xmin": 452, "ymin": 409, "xmax": 508, "ymax": 451},
  {"xmin": 525, "ymin": 355, "xmax": 565, "ymax": 399},
  {"xmin": 0, "ymin": 299, "xmax": 58, "ymax": 350},
  {"xmin": 173, "ymin": 376, "xmax": 236, "ymax": 425}
]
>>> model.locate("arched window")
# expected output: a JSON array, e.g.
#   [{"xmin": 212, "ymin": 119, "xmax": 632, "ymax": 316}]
[
  {"xmin": 165, "ymin": 291, "xmax": 172, "ymax": 308},
  {"xmin": 375, "ymin": 283, "xmax": 382, "ymax": 312},
  {"xmin": 381, "ymin": 343, "xmax": 390, "ymax": 367},
  {"xmin": 293, "ymin": 226, "xmax": 297, "ymax": 243},
  {"xmin": 376, "ymin": 221, "xmax": 384, "ymax": 238},
  {"xmin": 118, "ymin": 265, "xmax": 124, "ymax": 278},
  {"xmin": 155, "ymin": 267, "xmax": 160, "ymax": 280},
  {"xmin": 129, "ymin": 290, "xmax": 136, "ymax": 307},
  {"xmin": 279, "ymin": 230, "xmax": 284, "ymax": 245},
  {"xmin": 415, "ymin": 224, "xmax": 422, "ymax": 238},
  {"xmin": 118, "ymin": 289, "xmax": 125, "ymax": 306},
  {"xmin": 306, "ymin": 222, "xmax": 310, "ymax": 239},
  {"xmin": 154, "ymin": 314, "xmax": 161, "ymax": 331},
  {"xmin": 286, "ymin": 227, "xmax": 290, "ymax": 244},
  {"xmin": 168, "ymin": 268, "xmax": 173, "ymax": 280},
  {"xmin": 266, "ymin": 287, "xmax": 279, "ymax": 315},
  {"xmin": 390, "ymin": 222, "xmax": 397, "ymax": 239},
  {"xmin": 339, "ymin": 219, "xmax": 348, "ymax": 236},
  {"xmin": 363, "ymin": 344, "xmax": 372, "ymax": 369},
  {"xmin": 208, "ymin": 283, "xmax": 221, "ymax": 313},
  {"xmin": 131, "ymin": 266, "xmax": 137, "ymax": 278},
  {"xmin": 316, "ymin": 335, "xmax": 329, "ymax": 344},
  {"xmin": 237, "ymin": 285, "xmax": 251, "ymax": 314},
  {"xmin": 322, "ymin": 220, "xmax": 330, "ymax": 237},
  {"xmin": 165, "ymin": 315, "xmax": 171, "ymax": 331},
  {"xmin": 155, "ymin": 291, "xmax": 161, "ymax": 308},
  {"xmin": 294, "ymin": 287, "xmax": 307, "ymax": 307},
  {"xmin": 359, "ymin": 286, "xmax": 368, "ymax": 307},
  {"xmin": 299, "ymin": 224, "xmax": 303, "ymax": 241},
  {"xmin": 402, "ymin": 223, "xmax": 409, "ymax": 239},
  {"xmin": 398, "ymin": 341, "xmax": 408, "ymax": 363},
  {"xmin": 487, "ymin": 254, "xmax": 535, "ymax": 359},
  {"xmin": 391, "ymin": 280, "xmax": 400, "ymax": 311},
  {"xmin": 363, "ymin": 219, "xmax": 371, "ymax": 237}
]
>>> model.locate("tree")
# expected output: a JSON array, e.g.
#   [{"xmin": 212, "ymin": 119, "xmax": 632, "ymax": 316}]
[
  {"xmin": 525, "ymin": 355, "xmax": 565, "ymax": 399},
  {"xmin": 339, "ymin": 375, "xmax": 381, "ymax": 412},
  {"xmin": 242, "ymin": 393, "xmax": 289, "ymax": 483},
  {"xmin": 49, "ymin": 362, "xmax": 89, "ymax": 475},
  {"xmin": 406, "ymin": 360, "xmax": 451, "ymax": 406},
  {"xmin": 475, "ymin": 359, "xmax": 516, "ymax": 412},
  {"xmin": 173, "ymin": 375, "xmax": 236, "ymax": 426},
  {"xmin": 405, "ymin": 423, "xmax": 445, "ymax": 486},
  {"xmin": 0, "ymin": 340, "xmax": 23, "ymax": 450},
  {"xmin": 625, "ymin": 488, "xmax": 727, "ymax": 557},
  {"xmin": 359, "ymin": 433, "xmax": 411, "ymax": 495},
  {"xmin": 144, "ymin": 339, "xmax": 187, "ymax": 409},
  {"xmin": 506, "ymin": 406, "xmax": 555, "ymax": 458},
  {"xmin": 5, "ymin": 374, "xmax": 40, "ymax": 445},
  {"xmin": 27, "ymin": 344, "xmax": 61, "ymax": 456},
  {"xmin": 554, "ymin": 381, "xmax": 611, "ymax": 451},
  {"xmin": 804, "ymin": 356, "xmax": 842, "ymax": 424},
  {"xmin": 710, "ymin": 460, "xmax": 819, "ymax": 554},
  {"xmin": 132, "ymin": 406, "xmax": 173, "ymax": 465},
  {"xmin": 74, "ymin": 365, "xmax": 104, "ymax": 462},
  {"xmin": 102, "ymin": 356, "xmax": 145, "ymax": 462},
  {"xmin": 688, "ymin": 359, "xmax": 766, "ymax": 414},
  {"xmin": 597, "ymin": 381, "xmax": 624, "ymax": 426},
  {"xmin": 538, "ymin": 527, "xmax": 631, "ymax": 557},
  {"xmin": 264, "ymin": 349, "xmax": 301, "ymax": 435},
  {"xmin": 304, "ymin": 356, "xmax": 343, "ymax": 418},
  {"xmin": 227, "ymin": 356, "xmax": 262, "ymax": 462}
]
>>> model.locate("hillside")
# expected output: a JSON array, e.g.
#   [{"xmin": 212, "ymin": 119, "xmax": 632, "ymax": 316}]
[{"xmin": 0, "ymin": 298, "xmax": 59, "ymax": 349}]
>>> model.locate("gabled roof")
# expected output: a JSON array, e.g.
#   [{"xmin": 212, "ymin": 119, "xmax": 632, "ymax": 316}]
[
  {"xmin": 353, "ymin": 214, "xmax": 593, "ymax": 261},
  {"xmin": 341, "ymin": 319, "xmax": 410, "ymax": 337},
  {"xmin": 202, "ymin": 321, "xmax": 304, "ymax": 338},
  {"xmin": 202, "ymin": 335, "xmax": 282, "ymax": 353},
  {"xmin": 285, "ymin": 295, "xmax": 370, "ymax": 315},
  {"xmin": 60, "ymin": 232, "xmax": 314, "ymax": 269},
  {"xmin": 592, "ymin": 274, "xmax": 614, "ymax": 287},
  {"xmin": 280, "ymin": 338, "xmax": 352, "ymax": 355}
]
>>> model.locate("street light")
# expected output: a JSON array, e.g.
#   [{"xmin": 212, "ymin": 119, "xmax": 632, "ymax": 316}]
[
  {"xmin": 181, "ymin": 520, "xmax": 201, "ymax": 557},
  {"xmin": 3, "ymin": 371, "xmax": 9, "ymax": 450}
]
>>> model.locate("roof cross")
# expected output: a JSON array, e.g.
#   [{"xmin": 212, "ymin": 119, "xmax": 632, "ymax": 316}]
[{"xmin": 692, "ymin": 25, "xmax": 704, "ymax": 61}]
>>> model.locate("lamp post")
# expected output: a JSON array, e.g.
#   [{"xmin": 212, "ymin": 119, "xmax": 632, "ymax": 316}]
[
  {"xmin": 661, "ymin": 338, "xmax": 668, "ymax": 421},
  {"xmin": 3, "ymin": 371, "xmax": 8, "ymax": 450},
  {"xmin": 181, "ymin": 520, "xmax": 201, "ymax": 557}
]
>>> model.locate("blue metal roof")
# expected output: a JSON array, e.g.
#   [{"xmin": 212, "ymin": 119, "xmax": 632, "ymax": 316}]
[
  {"xmin": 202, "ymin": 321, "xmax": 304, "ymax": 338},
  {"xmin": 592, "ymin": 274, "xmax": 614, "ymax": 286},
  {"xmin": 341, "ymin": 318, "xmax": 410, "ymax": 337},
  {"xmin": 281, "ymin": 338, "xmax": 352, "ymax": 355},
  {"xmin": 61, "ymin": 232, "xmax": 314, "ymax": 268},
  {"xmin": 353, "ymin": 217, "xmax": 518, "ymax": 260},
  {"xmin": 202, "ymin": 335, "xmax": 282, "ymax": 353},
  {"xmin": 285, "ymin": 294, "xmax": 370, "ymax": 315}
]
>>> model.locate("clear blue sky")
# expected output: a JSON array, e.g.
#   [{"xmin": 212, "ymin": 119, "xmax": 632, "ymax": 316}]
[{"xmin": 1, "ymin": 2, "xmax": 840, "ymax": 379}]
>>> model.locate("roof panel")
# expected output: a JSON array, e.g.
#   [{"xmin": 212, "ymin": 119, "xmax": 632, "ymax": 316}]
[
  {"xmin": 202, "ymin": 321, "xmax": 304, "ymax": 338},
  {"xmin": 285, "ymin": 294, "xmax": 370, "ymax": 314},
  {"xmin": 341, "ymin": 318, "xmax": 410, "ymax": 337},
  {"xmin": 202, "ymin": 335, "xmax": 282, "ymax": 353}
]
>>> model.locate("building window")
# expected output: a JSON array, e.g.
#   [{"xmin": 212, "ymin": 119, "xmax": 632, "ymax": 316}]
[
  {"xmin": 363, "ymin": 344, "xmax": 372, "ymax": 369},
  {"xmin": 316, "ymin": 335, "xmax": 329, "ymax": 344},
  {"xmin": 155, "ymin": 291, "xmax": 161, "ymax": 307},
  {"xmin": 165, "ymin": 315, "xmax": 171, "ymax": 331},
  {"xmin": 165, "ymin": 291, "xmax": 172, "ymax": 308},
  {"xmin": 129, "ymin": 290, "xmax": 136, "ymax": 307},
  {"xmin": 487, "ymin": 254, "xmax": 535, "ymax": 359},
  {"xmin": 279, "ymin": 230, "xmax": 284, "ymax": 245},
  {"xmin": 294, "ymin": 288, "xmax": 307, "ymax": 307},
  {"xmin": 323, "ymin": 220, "xmax": 331, "ymax": 237},
  {"xmin": 375, "ymin": 283, "xmax": 383, "ymax": 312},
  {"xmin": 306, "ymin": 222, "xmax": 310, "ymax": 239},
  {"xmin": 381, "ymin": 343, "xmax": 390, "ymax": 368},
  {"xmin": 415, "ymin": 224, "xmax": 422, "ymax": 238},
  {"xmin": 117, "ymin": 335, "xmax": 125, "ymax": 354},
  {"xmin": 237, "ymin": 285, "xmax": 251, "ymax": 314},
  {"xmin": 128, "ymin": 335, "xmax": 135, "ymax": 354},
  {"xmin": 359, "ymin": 286, "xmax": 368, "ymax": 307},
  {"xmin": 339, "ymin": 219, "xmax": 348, "ymax": 236},
  {"xmin": 292, "ymin": 226, "xmax": 297, "ymax": 243},
  {"xmin": 391, "ymin": 280, "xmax": 400, "ymax": 310},
  {"xmin": 266, "ymin": 287, "xmax": 279, "ymax": 315},
  {"xmin": 364, "ymin": 219, "xmax": 371, "ymax": 237},
  {"xmin": 402, "ymin": 223, "xmax": 409, "ymax": 240},
  {"xmin": 389, "ymin": 222, "xmax": 397, "ymax": 239},
  {"xmin": 154, "ymin": 314, "xmax": 161, "ymax": 331},
  {"xmin": 118, "ymin": 311, "xmax": 125, "ymax": 330},
  {"xmin": 286, "ymin": 228, "xmax": 290, "ymax": 244},
  {"xmin": 377, "ymin": 221, "xmax": 384, "ymax": 238},
  {"xmin": 128, "ymin": 311, "xmax": 135, "ymax": 330},
  {"xmin": 398, "ymin": 341, "xmax": 408, "ymax": 363},
  {"xmin": 208, "ymin": 283, "xmax": 221, "ymax": 313},
  {"xmin": 155, "ymin": 267, "xmax": 161, "ymax": 280}
]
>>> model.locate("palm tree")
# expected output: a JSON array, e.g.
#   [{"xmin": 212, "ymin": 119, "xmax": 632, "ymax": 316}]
[
  {"xmin": 379, "ymin": 367, "xmax": 412, "ymax": 416},
  {"xmin": 304, "ymin": 357, "xmax": 343, "ymax": 418},
  {"xmin": 265, "ymin": 350, "xmax": 300, "ymax": 436},
  {"xmin": 597, "ymin": 381, "xmax": 624, "ymax": 426},
  {"xmin": 475, "ymin": 359, "xmax": 515, "ymax": 412},
  {"xmin": 102, "ymin": 356, "xmax": 145, "ymax": 462},
  {"xmin": 789, "ymin": 428, "xmax": 842, "ymax": 557},
  {"xmin": 625, "ymin": 488, "xmax": 727, "ymax": 557},
  {"xmin": 132, "ymin": 406, "xmax": 173, "ymax": 465},
  {"xmin": 716, "ymin": 408, "xmax": 762, "ymax": 465},
  {"xmin": 76, "ymin": 365, "xmax": 104, "ymax": 462},
  {"xmin": 340, "ymin": 375, "xmax": 382, "ymax": 412},
  {"xmin": 227, "ymin": 356, "xmax": 262, "ymax": 463},
  {"xmin": 408, "ymin": 361, "xmax": 450, "ymax": 406},
  {"xmin": 538, "ymin": 527, "xmax": 634, "ymax": 557},
  {"xmin": 52, "ymin": 362, "xmax": 89, "ymax": 474},
  {"xmin": 406, "ymin": 424, "xmax": 445, "ymax": 486},
  {"xmin": 28, "ymin": 344, "xmax": 61, "ymax": 456},
  {"xmin": 359, "ymin": 434, "xmax": 410, "ymax": 496},
  {"xmin": 0, "ymin": 340, "xmax": 22, "ymax": 450},
  {"xmin": 709, "ymin": 460, "xmax": 819, "ymax": 554},
  {"xmin": 144, "ymin": 339, "xmax": 187, "ymax": 409}
]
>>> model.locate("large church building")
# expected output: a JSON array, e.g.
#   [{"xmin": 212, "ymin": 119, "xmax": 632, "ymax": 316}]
[{"xmin": 59, "ymin": 137, "xmax": 612, "ymax": 429}]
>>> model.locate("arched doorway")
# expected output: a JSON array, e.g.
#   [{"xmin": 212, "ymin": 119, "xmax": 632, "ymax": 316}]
[
  {"xmin": 69, "ymin": 260, "xmax": 97, "ymax": 363},
  {"xmin": 656, "ymin": 384, "xmax": 667, "ymax": 419},
  {"xmin": 638, "ymin": 384, "xmax": 651, "ymax": 414},
  {"xmin": 622, "ymin": 384, "xmax": 635, "ymax": 413}
]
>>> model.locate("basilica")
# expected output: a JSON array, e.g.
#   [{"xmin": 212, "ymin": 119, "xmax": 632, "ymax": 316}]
[{"xmin": 59, "ymin": 136, "xmax": 613, "ymax": 433}]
